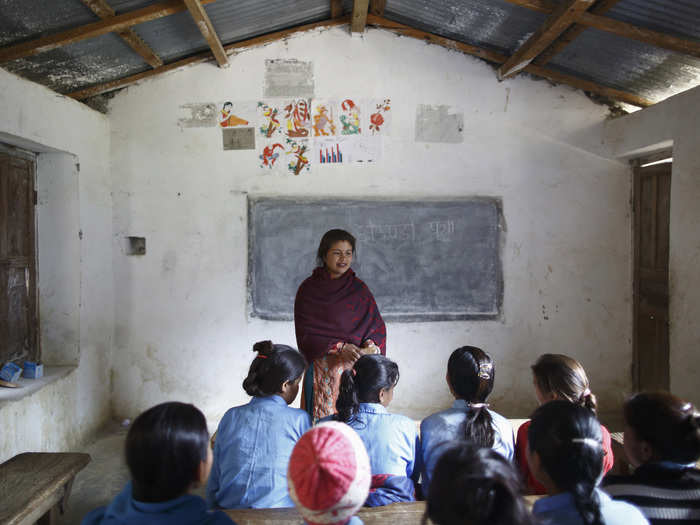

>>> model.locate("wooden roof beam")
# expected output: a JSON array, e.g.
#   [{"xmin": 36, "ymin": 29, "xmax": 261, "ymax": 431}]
[
  {"xmin": 183, "ymin": 0, "xmax": 228, "ymax": 67},
  {"xmin": 351, "ymin": 0, "xmax": 370, "ymax": 33},
  {"xmin": 80, "ymin": 0, "xmax": 163, "ymax": 68},
  {"xmin": 498, "ymin": 0, "xmax": 595, "ymax": 80},
  {"xmin": 535, "ymin": 0, "xmax": 622, "ymax": 66},
  {"xmin": 67, "ymin": 16, "xmax": 351, "ymax": 100},
  {"xmin": 0, "ymin": 0, "xmax": 216, "ymax": 64},
  {"xmin": 369, "ymin": 0, "xmax": 387, "ymax": 16},
  {"xmin": 331, "ymin": 0, "xmax": 343, "ymax": 19},
  {"xmin": 505, "ymin": 0, "xmax": 700, "ymax": 60},
  {"xmin": 367, "ymin": 15, "xmax": 652, "ymax": 108}
]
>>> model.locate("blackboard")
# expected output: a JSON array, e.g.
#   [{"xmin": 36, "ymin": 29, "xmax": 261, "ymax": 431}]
[{"xmin": 248, "ymin": 197, "xmax": 503, "ymax": 322}]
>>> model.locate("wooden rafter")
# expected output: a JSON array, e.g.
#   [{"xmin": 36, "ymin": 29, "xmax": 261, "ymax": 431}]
[
  {"xmin": 498, "ymin": 0, "xmax": 595, "ymax": 80},
  {"xmin": 0, "ymin": 0, "xmax": 216, "ymax": 64},
  {"xmin": 505, "ymin": 0, "xmax": 700, "ymax": 60},
  {"xmin": 351, "ymin": 0, "xmax": 370, "ymax": 33},
  {"xmin": 67, "ymin": 17, "xmax": 351, "ymax": 100},
  {"xmin": 183, "ymin": 0, "xmax": 228, "ymax": 67},
  {"xmin": 369, "ymin": 0, "xmax": 387, "ymax": 16},
  {"xmin": 80, "ymin": 0, "xmax": 163, "ymax": 68},
  {"xmin": 535, "ymin": 0, "xmax": 621, "ymax": 66},
  {"xmin": 331, "ymin": 0, "xmax": 343, "ymax": 19},
  {"xmin": 367, "ymin": 15, "xmax": 652, "ymax": 107}
]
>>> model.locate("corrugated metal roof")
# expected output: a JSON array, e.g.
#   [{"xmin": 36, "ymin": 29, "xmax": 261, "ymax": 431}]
[{"xmin": 0, "ymin": 0, "xmax": 698, "ymax": 106}]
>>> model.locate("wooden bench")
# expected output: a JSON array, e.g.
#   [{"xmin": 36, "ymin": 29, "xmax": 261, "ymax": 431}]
[{"xmin": 0, "ymin": 452, "xmax": 91, "ymax": 525}]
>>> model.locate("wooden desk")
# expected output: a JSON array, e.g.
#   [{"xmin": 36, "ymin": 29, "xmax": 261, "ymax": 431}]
[{"xmin": 0, "ymin": 452, "xmax": 91, "ymax": 525}]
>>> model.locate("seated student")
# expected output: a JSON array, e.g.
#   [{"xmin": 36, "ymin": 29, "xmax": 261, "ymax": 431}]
[
  {"xmin": 516, "ymin": 353, "xmax": 614, "ymax": 494},
  {"xmin": 420, "ymin": 346, "xmax": 514, "ymax": 493},
  {"xmin": 424, "ymin": 442, "xmax": 534, "ymax": 525},
  {"xmin": 82, "ymin": 402, "xmax": 234, "ymax": 525},
  {"xmin": 288, "ymin": 421, "xmax": 371, "ymax": 524},
  {"xmin": 603, "ymin": 392, "xmax": 700, "ymax": 524},
  {"xmin": 207, "ymin": 341, "xmax": 310, "ymax": 509},
  {"xmin": 330, "ymin": 354, "xmax": 420, "ymax": 504},
  {"xmin": 529, "ymin": 400, "xmax": 649, "ymax": 525}
]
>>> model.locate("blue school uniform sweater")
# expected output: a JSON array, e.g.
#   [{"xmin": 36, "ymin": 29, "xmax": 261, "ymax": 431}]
[
  {"xmin": 533, "ymin": 488, "xmax": 649, "ymax": 525},
  {"xmin": 207, "ymin": 395, "xmax": 311, "ymax": 509},
  {"xmin": 340, "ymin": 403, "xmax": 420, "ymax": 488},
  {"xmin": 81, "ymin": 482, "xmax": 234, "ymax": 525},
  {"xmin": 419, "ymin": 399, "xmax": 515, "ymax": 494}
]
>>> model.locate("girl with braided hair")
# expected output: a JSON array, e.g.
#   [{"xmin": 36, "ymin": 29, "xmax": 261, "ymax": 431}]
[{"xmin": 529, "ymin": 400, "xmax": 648, "ymax": 525}]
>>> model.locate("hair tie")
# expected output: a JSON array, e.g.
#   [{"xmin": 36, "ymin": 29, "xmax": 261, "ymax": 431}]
[
  {"xmin": 257, "ymin": 354, "xmax": 268, "ymax": 359},
  {"xmin": 351, "ymin": 369, "xmax": 356, "ymax": 377},
  {"xmin": 581, "ymin": 388, "xmax": 591, "ymax": 398},
  {"xmin": 478, "ymin": 363, "xmax": 493, "ymax": 380},
  {"xmin": 468, "ymin": 402, "xmax": 490, "ymax": 409},
  {"xmin": 572, "ymin": 437, "xmax": 601, "ymax": 448}
]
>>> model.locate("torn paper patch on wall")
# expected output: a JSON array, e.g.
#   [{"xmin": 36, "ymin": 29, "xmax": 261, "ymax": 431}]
[
  {"xmin": 264, "ymin": 59, "xmax": 314, "ymax": 98},
  {"xmin": 415, "ymin": 104, "xmax": 464, "ymax": 143},
  {"xmin": 178, "ymin": 103, "xmax": 218, "ymax": 128}
]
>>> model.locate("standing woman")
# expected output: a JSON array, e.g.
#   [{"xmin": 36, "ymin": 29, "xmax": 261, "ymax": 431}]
[{"xmin": 295, "ymin": 229, "xmax": 387, "ymax": 421}]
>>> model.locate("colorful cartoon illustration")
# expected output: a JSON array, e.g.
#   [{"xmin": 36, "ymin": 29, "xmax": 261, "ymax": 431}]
[
  {"xmin": 259, "ymin": 142, "xmax": 284, "ymax": 168},
  {"xmin": 283, "ymin": 99, "xmax": 311, "ymax": 138},
  {"xmin": 218, "ymin": 101, "xmax": 249, "ymax": 127},
  {"xmin": 340, "ymin": 99, "xmax": 361, "ymax": 135},
  {"xmin": 312, "ymin": 102, "xmax": 337, "ymax": 136},
  {"xmin": 258, "ymin": 102, "xmax": 281, "ymax": 137},
  {"xmin": 369, "ymin": 98, "xmax": 391, "ymax": 134},
  {"xmin": 286, "ymin": 139, "xmax": 310, "ymax": 175}
]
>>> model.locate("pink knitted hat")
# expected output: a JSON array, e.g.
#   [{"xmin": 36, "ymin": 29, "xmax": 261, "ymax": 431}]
[{"xmin": 288, "ymin": 421, "xmax": 371, "ymax": 525}]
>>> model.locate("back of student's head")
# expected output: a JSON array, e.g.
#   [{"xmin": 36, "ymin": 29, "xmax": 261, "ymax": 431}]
[
  {"xmin": 448, "ymin": 346, "xmax": 496, "ymax": 447},
  {"xmin": 529, "ymin": 400, "xmax": 605, "ymax": 525},
  {"xmin": 625, "ymin": 391, "xmax": 700, "ymax": 464},
  {"xmin": 425, "ymin": 442, "xmax": 534, "ymax": 525},
  {"xmin": 532, "ymin": 353, "xmax": 597, "ymax": 413},
  {"xmin": 242, "ymin": 340, "xmax": 307, "ymax": 397},
  {"xmin": 126, "ymin": 401, "xmax": 209, "ymax": 502},
  {"xmin": 336, "ymin": 354, "xmax": 399, "ymax": 423}
]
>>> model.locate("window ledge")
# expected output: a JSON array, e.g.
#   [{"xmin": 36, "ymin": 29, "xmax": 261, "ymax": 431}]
[{"xmin": 0, "ymin": 366, "xmax": 76, "ymax": 408}]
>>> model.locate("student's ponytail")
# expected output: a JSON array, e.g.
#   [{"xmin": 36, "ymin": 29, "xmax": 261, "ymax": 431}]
[
  {"xmin": 532, "ymin": 354, "xmax": 598, "ymax": 413},
  {"xmin": 447, "ymin": 346, "xmax": 495, "ymax": 448},
  {"xmin": 242, "ymin": 340, "xmax": 306, "ymax": 397},
  {"xmin": 425, "ymin": 443, "xmax": 534, "ymax": 525},
  {"xmin": 335, "ymin": 355, "xmax": 399, "ymax": 423},
  {"xmin": 529, "ymin": 401, "xmax": 605, "ymax": 525},
  {"xmin": 624, "ymin": 391, "xmax": 700, "ymax": 464}
]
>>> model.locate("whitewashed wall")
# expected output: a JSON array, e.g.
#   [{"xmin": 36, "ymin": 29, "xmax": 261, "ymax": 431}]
[
  {"xmin": 108, "ymin": 27, "xmax": 632, "ymax": 427},
  {"xmin": 601, "ymin": 86, "xmax": 700, "ymax": 409},
  {"xmin": 0, "ymin": 68, "xmax": 114, "ymax": 462}
]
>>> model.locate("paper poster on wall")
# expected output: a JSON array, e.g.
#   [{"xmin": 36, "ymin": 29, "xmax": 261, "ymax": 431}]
[
  {"xmin": 282, "ymin": 98, "xmax": 311, "ymax": 138},
  {"xmin": 345, "ymin": 136, "xmax": 382, "ymax": 163},
  {"xmin": 218, "ymin": 101, "xmax": 256, "ymax": 128},
  {"xmin": 259, "ymin": 141, "xmax": 286, "ymax": 170},
  {"xmin": 311, "ymin": 100, "xmax": 338, "ymax": 137},
  {"xmin": 284, "ymin": 138, "xmax": 311, "ymax": 175},
  {"xmin": 313, "ymin": 138, "xmax": 346, "ymax": 164},
  {"xmin": 223, "ymin": 127, "xmax": 255, "ymax": 150},
  {"xmin": 258, "ymin": 101, "xmax": 282, "ymax": 138},
  {"xmin": 366, "ymin": 98, "xmax": 391, "ymax": 135},
  {"xmin": 340, "ymin": 99, "xmax": 361, "ymax": 135},
  {"xmin": 259, "ymin": 138, "xmax": 311, "ymax": 175}
]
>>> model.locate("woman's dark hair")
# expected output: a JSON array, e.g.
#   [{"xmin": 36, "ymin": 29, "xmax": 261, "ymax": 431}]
[
  {"xmin": 448, "ymin": 346, "xmax": 496, "ymax": 447},
  {"xmin": 529, "ymin": 400, "xmax": 605, "ymax": 525},
  {"xmin": 532, "ymin": 353, "xmax": 597, "ymax": 413},
  {"xmin": 126, "ymin": 402, "xmax": 209, "ymax": 502},
  {"xmin": 316, "ymin": 229, "xmax": 356, "ymax": 266},
  {"xmin": 336, "ymin": 355, "xmax": 399, "ymax": 423},
  {"xmin": 424, "ymin": 442, "xmax": 534, "ymax": 525},
  {"xmin": 625, "ymin": 391, "xmax": 700, "ymax": 464},
  {"xmin": 242, "ymin": 340, "xmax": 307, "ymax": 397}
]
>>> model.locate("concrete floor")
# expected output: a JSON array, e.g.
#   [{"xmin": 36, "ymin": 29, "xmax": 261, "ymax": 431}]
[{"xmin": 59, "ymin": 422, "xmax": 207, "ymax": 524}]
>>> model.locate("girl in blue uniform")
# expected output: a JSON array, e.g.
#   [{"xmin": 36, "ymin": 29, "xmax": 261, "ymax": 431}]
[
  {"xmin": 420, "ymin": 346, "xmax": 514, "ymax": 494},
  {"xmin": 425, "ymin": 442, "xmax": 534, "ymax": 525},
  {"xmin": 529, "ymin": 400, "xmax": 649, "ymax": 525},
  {"xmin": 207, "ymin": 341, "xmax": 310, "ymax": 509},
  {"xmin": 332, "ymin": 354, "xmax": 420, "ymax": 503},
  {"xmin": 81, "ymin": 402, "xmax": 234, "ymax": 525}
]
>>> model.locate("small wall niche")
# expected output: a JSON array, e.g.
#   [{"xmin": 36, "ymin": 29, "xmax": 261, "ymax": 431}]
[{"xmin": 125, "ymin": 236, "xmax": 146, "ymax": 255}]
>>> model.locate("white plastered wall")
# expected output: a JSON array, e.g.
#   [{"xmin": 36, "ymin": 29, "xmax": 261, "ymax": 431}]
[
  {"xmin": 0, "ymin": 68, "xmax": 114, "ymax": 462},
  {"xmin": 599, "ymin": 86, "xmax": 700, "ymax": 408},
  {"xmin": 108, "ymin": 26, "xmax": 633, "ymax": 428}
]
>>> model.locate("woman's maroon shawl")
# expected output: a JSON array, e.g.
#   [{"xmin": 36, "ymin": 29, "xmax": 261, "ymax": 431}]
[{"xmin": 294, "ymin": 267, "xmax": 386, "ymax": 362}]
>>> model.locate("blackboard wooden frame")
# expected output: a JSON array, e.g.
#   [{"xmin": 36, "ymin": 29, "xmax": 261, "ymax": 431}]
[{"xmin": 247, "ymin": 196, "xmax": 504, "ymax": 322}]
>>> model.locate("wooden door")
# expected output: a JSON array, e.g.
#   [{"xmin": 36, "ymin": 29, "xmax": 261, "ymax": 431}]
[
  {"xmin": 633, "ymin": 161, "xmax": 671, "ymax": 392},
  {"xmin": 0, "ymin": 150, "xmax": 38, "ymax": 364}
]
